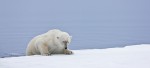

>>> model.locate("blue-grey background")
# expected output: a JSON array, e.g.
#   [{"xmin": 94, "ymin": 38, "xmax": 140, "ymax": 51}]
[{"xmin": 0, "ymin": 0, "xmax": 150, "ymax": 57}]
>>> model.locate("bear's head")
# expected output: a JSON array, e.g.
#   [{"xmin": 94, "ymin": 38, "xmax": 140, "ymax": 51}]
[{"xmin": 57, "ymin": 32, "xmax": 72, "ymax": 49}]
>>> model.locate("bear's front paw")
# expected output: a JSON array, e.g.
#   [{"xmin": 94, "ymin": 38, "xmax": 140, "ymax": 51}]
[
  {"xmin": 41, "ymin": 53, "xmax": 50, "ymax": 56},
  {"xmin": 64, "ymin": 49, "xmax": 73, "ymax": 55}
]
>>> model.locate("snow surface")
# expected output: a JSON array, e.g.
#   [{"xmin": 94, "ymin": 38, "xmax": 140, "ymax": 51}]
[{"xmin": 0, "ymin": 44, "xmax": 150, "ymax": 68}]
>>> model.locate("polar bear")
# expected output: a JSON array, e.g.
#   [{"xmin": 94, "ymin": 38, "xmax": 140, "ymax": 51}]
[{"xmin": 26, "ymin": 29, "xmax": 73, "ymax": 56}]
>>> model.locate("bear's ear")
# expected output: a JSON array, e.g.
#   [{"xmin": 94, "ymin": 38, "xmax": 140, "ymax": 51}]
[{"xmin": 57, "ymin": 37, "xmax": 59, "ymax": 39}]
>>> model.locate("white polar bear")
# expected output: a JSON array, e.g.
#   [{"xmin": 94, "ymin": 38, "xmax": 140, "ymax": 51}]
[{"xmin": 26, "ymin": 29, "xmax": 73, "ymax": 56}]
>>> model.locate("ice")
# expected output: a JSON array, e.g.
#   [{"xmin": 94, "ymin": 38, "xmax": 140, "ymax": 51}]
[{"xmin": 0, "ymin": 44, "xmax": 150, "ymax": 68}]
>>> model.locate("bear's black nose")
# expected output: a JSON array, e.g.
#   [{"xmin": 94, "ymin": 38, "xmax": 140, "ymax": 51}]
[
  {"xmin": 65, "ymin": 47, "xmax": 67, "ymax": 49},
  {"xmin": 63, "ymin": 41, "xmax": 68, "ymax": 49}
]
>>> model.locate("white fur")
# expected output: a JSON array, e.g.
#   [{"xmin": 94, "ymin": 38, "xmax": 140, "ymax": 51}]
[{"xmin": 26, "ymin": 29, "xmax": 72, "ymax": 56}]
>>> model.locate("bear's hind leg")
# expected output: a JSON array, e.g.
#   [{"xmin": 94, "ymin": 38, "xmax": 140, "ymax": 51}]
[
  {"xmin": 26, "ymin": 51, "xmax": 33, "ymax": 56},
  {"xmin": 38, "ymin": 44, "xmax": 50, "ymax": 56}
]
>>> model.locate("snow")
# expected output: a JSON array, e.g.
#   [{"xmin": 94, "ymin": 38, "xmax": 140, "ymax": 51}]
[{"xmin": 0, "ymin": 44, "xmax": 150, "ymax": 68}]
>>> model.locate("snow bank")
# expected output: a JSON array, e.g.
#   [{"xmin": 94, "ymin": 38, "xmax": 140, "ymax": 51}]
[{"xmin": 0, "ymin": 44, "xmax": 150, "ymax": 68}]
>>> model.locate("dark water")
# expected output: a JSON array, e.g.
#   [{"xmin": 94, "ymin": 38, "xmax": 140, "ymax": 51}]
[{"xmin": 0, "ymin": 0, "xmax": 150, "ymax": 58}]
